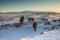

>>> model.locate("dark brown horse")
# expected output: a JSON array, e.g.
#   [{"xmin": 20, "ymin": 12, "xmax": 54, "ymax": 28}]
[
  {"xmin": 28, "ymin": 18, "xmax": 34, "ymax": 23},
  {"xmin": 33, "ymin": 22, "xmax": 37, "ymax": 31},
  {"xmin": 20, "ymin": 16, "xmax": 24, "ymax": 25}
]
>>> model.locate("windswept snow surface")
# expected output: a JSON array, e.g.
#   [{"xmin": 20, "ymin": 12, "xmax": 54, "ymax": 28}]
[{"xmin": 0, "ymin": 14, "xmax": 60, "ymax": 40}]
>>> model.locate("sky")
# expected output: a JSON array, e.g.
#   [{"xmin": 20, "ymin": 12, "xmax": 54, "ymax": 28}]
[{"xmin": 0, "ymin": 0, "xmax": 60, "ymax": 13}]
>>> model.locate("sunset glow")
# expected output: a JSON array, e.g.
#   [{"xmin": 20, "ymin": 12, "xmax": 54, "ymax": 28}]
[{"xmin": 0, "ymin": 0, "xmax": 60, "ymax": 13}]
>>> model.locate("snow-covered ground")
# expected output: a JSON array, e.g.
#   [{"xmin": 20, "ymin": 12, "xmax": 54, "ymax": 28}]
[{"xmin": 0, "ymin": 14, "xmax": 60, "ymax": 40}]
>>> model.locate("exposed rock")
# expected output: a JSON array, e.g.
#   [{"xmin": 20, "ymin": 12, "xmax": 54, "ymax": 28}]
[{"xmin": 40, "ymin": 32, "xmax": 44, "ymax": 34}]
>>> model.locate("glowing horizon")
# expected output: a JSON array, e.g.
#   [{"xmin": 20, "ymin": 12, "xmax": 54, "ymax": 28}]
[{"xmin": 0, "ymin": 0, "xmax": 60, "ymax": 13}]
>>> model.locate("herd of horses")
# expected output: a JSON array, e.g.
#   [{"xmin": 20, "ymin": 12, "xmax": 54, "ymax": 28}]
[
  {"xmin": 0, "ymin": 16, "xmax": 60, "ymax": 31},
  {"xmin": 19, "ymin": 16, "xmax": 38, "ymax": 31},
  {"xmin": 0, "ymin": 16, "xmax": 38, "ymax": 31}
]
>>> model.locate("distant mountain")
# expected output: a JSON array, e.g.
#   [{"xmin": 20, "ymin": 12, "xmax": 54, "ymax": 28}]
[{"xmin": 0, "ymin": 10, "xmax": 59, "ymax": 14}]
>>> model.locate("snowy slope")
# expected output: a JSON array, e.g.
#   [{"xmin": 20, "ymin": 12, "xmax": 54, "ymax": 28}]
[{"xmin": 0, "ymin": 14, "xmax": 60, "ymax": 40}]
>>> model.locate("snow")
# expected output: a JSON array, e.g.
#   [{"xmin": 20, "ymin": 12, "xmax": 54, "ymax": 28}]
[
  {"xmin": 0, "ymin": 14, "xmax": 60, "ymax": 40},
  {"xmin": 19, "ymin": 30, "xmax": 60, "ymax": 40}
]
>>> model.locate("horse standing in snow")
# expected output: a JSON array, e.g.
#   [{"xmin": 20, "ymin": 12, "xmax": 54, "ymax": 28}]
[
  {"xmin": 33, "ymin": 22, "xmax": 37, "ymax": 31},
  {"xmin": 20, "ymin": 16, "xmax": 24, "ymax": 25},
  {"xmin": 28, "ymin": 18, "xmax": 34, "ymax": 23}
]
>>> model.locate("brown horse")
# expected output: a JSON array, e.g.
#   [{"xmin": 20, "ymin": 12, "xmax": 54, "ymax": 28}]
[
  {"xmin": 28, "ymin": 18, "xmax": 34, "ymax": 23},
  {"xmin": 33, "ymin": 22, "xmax": 37, "ymax": 31},
  {"xmin": 20, "ymin": 16, "xmax": 24, "ymax": 25}
]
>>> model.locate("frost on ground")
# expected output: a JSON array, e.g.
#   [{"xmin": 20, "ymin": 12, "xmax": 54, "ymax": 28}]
[
  {"xmin": 19, "ymin": 30, "xmax": 60, "ymax": 40},
  {"xmin": 0, "ymin": 14, "xmax": 60, "ymax": 40}
]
